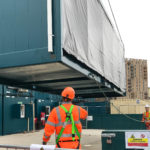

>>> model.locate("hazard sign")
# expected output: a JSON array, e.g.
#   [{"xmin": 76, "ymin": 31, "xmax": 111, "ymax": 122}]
[{"xmin": 125, "ymin": 132, "xmax": 150, "ymax": 149}]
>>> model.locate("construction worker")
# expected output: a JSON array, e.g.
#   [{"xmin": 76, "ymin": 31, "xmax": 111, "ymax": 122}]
[
  {"xmin": 142, "ymin": 104, "xmax": 150, "ymax": 130},
  {"xmin": 42, "ymin": 87, "xmax": 88, "ymax": 149}
]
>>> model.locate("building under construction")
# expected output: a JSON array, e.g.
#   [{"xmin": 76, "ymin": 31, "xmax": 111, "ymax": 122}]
[
  {"xmin": 125, "ymin": 58, "xmax": 148, "ymax": 99},
  {"xmin": 110, "ymin": 58, "xmax": 149, "ymax": 115}
]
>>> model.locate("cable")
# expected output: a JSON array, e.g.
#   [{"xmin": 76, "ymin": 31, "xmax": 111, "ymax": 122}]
[
  {"xmin": 110, "ymin": 102, "xmax": 142, "ymax": 123},
  {"xmin": 107, "ymin": 94, "xmax": 143, "ymax": 123},
  {"xmin": 88, "ymin": 73, "xmax": 143, "ymax": 123},
  {"xmin": 107, "ymin": 0, "xmax": 125, "ymax": 48}
]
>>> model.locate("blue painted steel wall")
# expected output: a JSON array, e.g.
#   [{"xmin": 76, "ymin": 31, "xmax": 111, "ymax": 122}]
[
  {"xmin": 34, "ymin": 91, "xmax": 61, "ymax": 102},
  {"xmin": 87, "ymin": 114, "xmax": 145, "ymax": 130},
  {"xmin": 78, "ymin": 102, "xmax": 145, "ymax": 130},
  {"xmin": 34, "ymin": 91, "xmax": 59, "ymax": 116},
  {"xmin": 0, "ymin": 0, "xmax": 61, "ymax": 68},
  {"xmin": 0, "ymin": 85, "xmax": 2, "ymax": 135},
  {"xmin": 0, "ymin": 87, "xmax": 61, "ymax": 135},
  {"xmin": 79, "ymin": 102, "xmax": 108, "ymax": 107},
  {"xmin": 1, "ymin": 85, "xmax": 34, "ymax": 135},
  {"xmin": 34, "ymin": 91, "xmax": 60, "ymax": 120},
  {"xmin": 79, "ymin": 102, "xmax": 109, "ymax": 114},
  {"xmin": 35, "ymin": 99, "xmax": 59, "ymax": 120},
  {"xmin": 3, "ymin": 97, "xmax": 34, "ymax": 135}
]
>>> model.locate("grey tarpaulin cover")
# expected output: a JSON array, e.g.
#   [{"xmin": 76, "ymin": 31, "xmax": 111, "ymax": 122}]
[{"xmin": 62, "ymin": 0, "xmax": 126, "ymax": 91}]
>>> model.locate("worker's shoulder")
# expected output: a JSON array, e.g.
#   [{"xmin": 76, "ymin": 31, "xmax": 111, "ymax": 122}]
[
  {"xmin": 50, "ymin": 106, "xmax": 59, "ymax": 113},
  {"xmin": 73, "ymin": 104, "xmax": 80, "ymax": 108},
  {"xmin": 55, "ymin": 105, "xmax": 59, "ymax": 108},
  {"xmin": 73, "ymin": 105, "xmax": 85, "ymax": 110},
  {"xmin": 74, "ymin": 105, "xmax": 83, "ymax": 108}
]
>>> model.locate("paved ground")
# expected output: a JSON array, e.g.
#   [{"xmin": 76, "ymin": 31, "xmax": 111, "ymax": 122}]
[{"xmin": 0, "ymin": 129, "xmax": 102, "ymax": 150}]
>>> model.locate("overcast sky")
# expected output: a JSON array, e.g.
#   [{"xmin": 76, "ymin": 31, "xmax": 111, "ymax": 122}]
[{"xmin": 101, "ymin": 0, "xmax": 150, "ymax": 86}]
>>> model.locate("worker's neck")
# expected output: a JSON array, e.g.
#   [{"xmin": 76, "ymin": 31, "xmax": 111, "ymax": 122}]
[{"xmin": 62, "ymin": 101, "xmax": 72, "ymax": 104}]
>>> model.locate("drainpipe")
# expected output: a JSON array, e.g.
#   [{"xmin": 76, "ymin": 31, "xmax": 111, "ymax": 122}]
[{"xmin": 2, "ymin": 85, "xmax": 4, "ymax": 135}]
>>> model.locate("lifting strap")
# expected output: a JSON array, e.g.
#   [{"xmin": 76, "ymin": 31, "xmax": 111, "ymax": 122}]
[{"xmin": 56, "ymin": 105, "xmax": 81, "ymax": 145}]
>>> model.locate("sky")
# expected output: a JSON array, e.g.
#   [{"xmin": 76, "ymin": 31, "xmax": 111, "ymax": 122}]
[{"xmin": 101, "ymin": 0, "xmax": 150, "ymax": 86}]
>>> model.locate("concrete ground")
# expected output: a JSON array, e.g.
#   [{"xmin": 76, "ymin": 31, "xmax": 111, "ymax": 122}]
[{"xmin": 0, "ymin": 129, "xmax": 102, "ymax": 150}]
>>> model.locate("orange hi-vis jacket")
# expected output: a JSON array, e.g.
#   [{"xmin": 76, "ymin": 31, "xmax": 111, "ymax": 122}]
[
  {"xmin": 43, "ymin": 102, "xmax": 88, "ymax": 149},
  {"xmin": 142, "ymin": 111, "xmax": 150, "ymax": 122},
  {"xmin": 142, "ymin": 111, "xmax": 150, "ymax": 130}
]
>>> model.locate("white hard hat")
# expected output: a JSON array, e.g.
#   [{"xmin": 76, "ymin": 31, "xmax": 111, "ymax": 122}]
[{"xmin": 145, "ymin": 104, "xmax": 150, "ymax": 108}]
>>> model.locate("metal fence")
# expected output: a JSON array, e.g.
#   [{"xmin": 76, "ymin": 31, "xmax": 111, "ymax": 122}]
[
  {"xmin": 0, "ymin": 145, "xmax": 29, "ymax": 150},
  {"xmin": 0, "ymin": 144, "xmax": 78, "ymax": 150}
]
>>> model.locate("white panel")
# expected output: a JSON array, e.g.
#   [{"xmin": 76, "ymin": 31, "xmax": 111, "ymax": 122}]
[
  {"xmin": 62, "ymin": 0, "xmax": 125, "ymax": 91},
  {"xmin": 47, "ymin": 0, "xmax": 53, "ymax": 52},
  {"xmin": 87, "ymin": 116, "xmax": 93, "ymax": 121}
]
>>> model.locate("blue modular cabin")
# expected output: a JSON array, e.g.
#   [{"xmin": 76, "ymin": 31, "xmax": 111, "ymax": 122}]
[
  {"xmin": 0, "ymin": 85, "xmax": 2, "ymax": 135},
  {"xmin": 0, "ymin": 85, "xmax": 34, "ymax": 135},
  {"xmin": 0, "ymin": 0, "xmax": 126, "ymax": 98}
]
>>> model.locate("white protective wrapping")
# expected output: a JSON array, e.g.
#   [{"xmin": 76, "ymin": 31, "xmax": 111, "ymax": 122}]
[
  {"xmin": 30, "ymin": 144, "xmax": 55, "ymax": 150},
  {"xmin": 62, "ymin": 0, "xmax": 126, "ymax": 91}
]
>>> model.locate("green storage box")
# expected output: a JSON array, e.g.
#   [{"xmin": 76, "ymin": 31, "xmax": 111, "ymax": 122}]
[{"xmin": 102, "ymin": 130, "xmax": 147, "ymax": 150}]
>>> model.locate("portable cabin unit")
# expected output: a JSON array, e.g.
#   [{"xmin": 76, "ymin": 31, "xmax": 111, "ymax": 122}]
[
  {"xmin": 33, "ymin": 91, "xmax": 59, "ymax": 120},
  {"xmin": 0, "ymin": 0, "xmax": 126, "ymax": 98},
  {"xmin": 0, "ymin": 85, "xmax": 34, "ymax": 135},
  {"xmin": 0, "ymin": 85, "xmax": 2, "ymax": 135}
]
